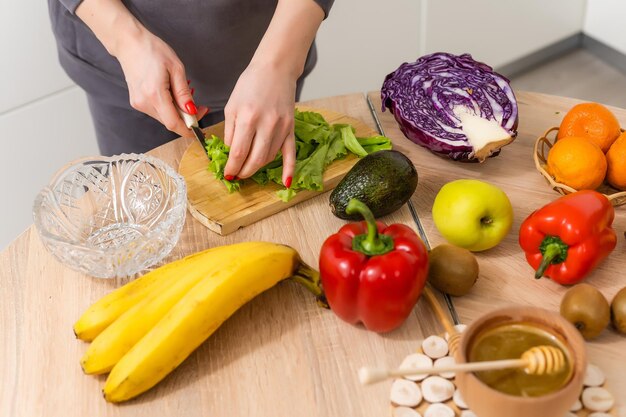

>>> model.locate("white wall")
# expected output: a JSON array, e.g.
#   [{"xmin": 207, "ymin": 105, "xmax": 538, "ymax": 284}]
[
  {"xmin": 0, "ymin": 0, "xmax": 99, "ymax": 250},
  {"xmin": 584, "ymin": 0, "xmax": 626, "ymax": 55},
  {"xmin": 300, "ymin": 0, "xmax": 422, "ymax": 100},
  {"xmin": 421, "ymin": 0, "xmax": 587, "ymax": 69}
]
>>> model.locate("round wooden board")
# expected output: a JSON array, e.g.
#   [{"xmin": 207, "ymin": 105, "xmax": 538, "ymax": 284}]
[
  {"xmin": 178, "ymin": 107, "xmax": 380, "ymax": 235},
  {"xmin": 389, "ymin": 332, "xmax": 617, "ymax": 417}
]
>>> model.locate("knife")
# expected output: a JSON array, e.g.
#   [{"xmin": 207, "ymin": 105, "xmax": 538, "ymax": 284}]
[{"xmin": 178, "ymin": 108, "xmax": 209, "ymax": 159}]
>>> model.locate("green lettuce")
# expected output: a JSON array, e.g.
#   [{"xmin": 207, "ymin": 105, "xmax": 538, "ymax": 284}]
[{"xmin": 204, "ymin": 110, "xmax": 392, "ymax": 202}]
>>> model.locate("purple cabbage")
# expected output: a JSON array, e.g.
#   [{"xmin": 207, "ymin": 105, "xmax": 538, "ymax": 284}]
[{"xmin": 381, "ymin": 52, "xmax": 518, "ymax": 162}]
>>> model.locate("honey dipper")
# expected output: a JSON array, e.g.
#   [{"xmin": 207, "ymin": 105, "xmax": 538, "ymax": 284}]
[
  {"xmin": 359, "ymin": 344, "xmax": 567, "ymax": 385},
  {"xmin": 358, "ymin": 286, "xmax": 567, "ymax": 385}
]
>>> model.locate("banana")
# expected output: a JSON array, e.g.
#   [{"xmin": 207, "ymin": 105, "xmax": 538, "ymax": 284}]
[
  {"xmin": 80, "ymin": 242, "xmax": 267, "ymax": 375},
  {"xmin": 103, "ymin": 242, "xmax": 302, "ymax": 402},
  {"xmin": 73, "ymin": 246, "xmax": 220, "ymax": 341}
]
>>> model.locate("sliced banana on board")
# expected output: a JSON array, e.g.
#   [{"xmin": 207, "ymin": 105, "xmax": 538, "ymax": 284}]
[
  {"xmin": 422, "ymin": 336, "xmax": 449, "ymax": 359},
  {"xmin": 423, "ymin": 403, "xmax": 455, "ymax": 417},
  {"xmin": 453, "ymin": 389, "xmax": 468, "ymax": 409},
  {"xmin": 393, "ymin": 406, "xmax": 422, "ymax": 417},
  {"xmin": 390, "ymin": 379, "xmax": 423, "ymax": 408},
  {"xmin": 569, "ymin": 398, "xmax": 582, "ymax": 412},
  {"xmin": 433, "ymin": 356, "xmax": 456, "ymax": 379},
  {"xmin": 581, "ymin": 387, "xmax": 615, "ymax": 412},
  {"xmin": 421, "ymin": 376, "xmax": 455, "ymax": 403},
  {"xmin": 583, "ymin": 364, "xmax": 606, "ymax": 387},
  {"xmin": 400, "ymin": 353, "xmax": 433, "ymax": 382}
]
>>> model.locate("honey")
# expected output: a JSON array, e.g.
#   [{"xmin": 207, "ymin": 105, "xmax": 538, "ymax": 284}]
[{"xmin": 468, "ymin": 322, "xmax": 573, "ymax": 397}]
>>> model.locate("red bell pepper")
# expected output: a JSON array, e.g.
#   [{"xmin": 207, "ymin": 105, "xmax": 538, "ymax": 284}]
[
  {"xmin": 319, "ymin": 199, "xmax": 429, "ymax": 333},
  {"xmin": 519, "ymin": 190, "xmax": 617, "ymax": 285}
]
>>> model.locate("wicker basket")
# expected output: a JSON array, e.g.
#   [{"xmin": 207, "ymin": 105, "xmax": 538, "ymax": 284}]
[{"xmin": 534, "ymin": 127, "xmax": 626, "ymax": 206}]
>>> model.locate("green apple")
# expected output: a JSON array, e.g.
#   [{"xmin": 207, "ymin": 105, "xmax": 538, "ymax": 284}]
[{"xmin": 432, "ymin": 179, "xmax": 513, "ymax": 251}]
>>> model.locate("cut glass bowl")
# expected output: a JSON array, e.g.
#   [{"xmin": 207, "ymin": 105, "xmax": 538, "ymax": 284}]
[{"xmin": 33, "ymin": 153, "xmax": 187, "ymax": 278}]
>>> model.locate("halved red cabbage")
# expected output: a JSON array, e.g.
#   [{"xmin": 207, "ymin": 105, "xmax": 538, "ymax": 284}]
[{"xmin": 381, "ymin": 52, "xmax": 518, "ymax": 162}]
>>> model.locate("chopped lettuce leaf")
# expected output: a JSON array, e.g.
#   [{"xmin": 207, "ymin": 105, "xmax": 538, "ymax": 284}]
[
  {"xmin": 294, "ymin": 109, "xmax": 331, "ymax": 144},
  {"xmin": 357, "ymin": 135, "xmax": 392, "ymax": 146},
  {"xmin": 296, "ymin": 141, "xmax": 315, "ymax": 160},
  {"xmin": 325, "ymin": 131, "xmax": 347, "ymax": 166},
  {"xmin": 292, "ymin": 142, "xmax": 330, "ymax": 192},
  {"xmin": 337, "ymin": 124, "xmax": 367, "ymax": 157},
  {"xmin": 222, "ymin": 179, "xmax": 241, "ymax": 193},
  {"xmin": 266, "ymin": 166, "xmax": 283, "ymax": 185},
  {"xmin": 357, "ymin": 135, "xmax": 393, "ymax": 154},
  {"xmin": 277, "ymin": 188, "xmax": 297, "ymax": 202}
]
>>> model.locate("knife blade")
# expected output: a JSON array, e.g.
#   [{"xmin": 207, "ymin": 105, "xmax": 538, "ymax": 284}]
[{"xmin": 178, "ymin": 108, "xmax": 209, "ymax": 159}]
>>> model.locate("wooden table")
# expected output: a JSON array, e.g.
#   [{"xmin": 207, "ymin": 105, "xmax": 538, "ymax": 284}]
[{"xmin": 1, "ymin": 92, "xmax": 625, "ymax": 417}]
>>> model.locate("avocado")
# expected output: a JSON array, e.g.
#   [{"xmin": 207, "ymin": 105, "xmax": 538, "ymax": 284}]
[{"xmin": 330, "ymin": 150, "xmax": 417, "ymax": 220}]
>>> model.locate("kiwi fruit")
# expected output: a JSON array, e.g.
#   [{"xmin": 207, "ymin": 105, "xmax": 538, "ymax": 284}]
[
  {"xmin": 560, "ymin": 283, "xmax": 610, "ymax": 340},
  {"xmin": 610, "ymin": 286, "xmax": 626, "ymax": 334},
  {"xmin": 428, "ymin": 244, "xmax": 479, "ymax": 296}
]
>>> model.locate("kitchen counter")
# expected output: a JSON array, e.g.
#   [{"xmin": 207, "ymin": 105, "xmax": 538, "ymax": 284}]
[{"xmin": 1, "ymin": 92, "xmax": 625, "ymax": 417}]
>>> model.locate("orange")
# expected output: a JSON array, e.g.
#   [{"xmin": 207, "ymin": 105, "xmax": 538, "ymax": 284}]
[
  {"xmin": 547, "ymin": 136, "xmax": 607, "ymax": 190},
  {"xmin": 557, "ymin": 102, "xmax": 621, "ymax": 153},
  {"xmin": 606, "ymin": 131, "xmax": 626, "ymax": 190}
]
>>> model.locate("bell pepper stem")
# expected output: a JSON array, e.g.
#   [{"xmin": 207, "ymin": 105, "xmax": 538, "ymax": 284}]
[
  {"xmin": 290, "ymin": 262, "xmax": 329, "ymax": 309},
  {"xmin": 346, "ymin": 199, "xmax": 394, "ymax": 256},
  {"xmin": 535, "ymin": 236, "xmax": 569, "ymax": 279}
]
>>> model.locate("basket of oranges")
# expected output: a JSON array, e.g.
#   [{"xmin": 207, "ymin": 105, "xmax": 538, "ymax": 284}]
[{"xmin": 534, "ymin": 102, "xmax": 626, "ymax": 206}]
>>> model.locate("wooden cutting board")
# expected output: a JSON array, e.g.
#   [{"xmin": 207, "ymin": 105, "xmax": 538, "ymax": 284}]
[{"xmin": 178, "ymin": 107, "xmax": 379, "ymax": 235}]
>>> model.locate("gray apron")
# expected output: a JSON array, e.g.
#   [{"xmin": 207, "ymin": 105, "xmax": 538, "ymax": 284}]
[{"xmin": 48, "ymin": 0, "xmax": 333, "ymax": 155}]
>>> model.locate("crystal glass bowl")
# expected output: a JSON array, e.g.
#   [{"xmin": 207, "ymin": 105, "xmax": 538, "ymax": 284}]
[{"xmin": 33, "ymin": 154, "xmax": 187, "ymax": 278}]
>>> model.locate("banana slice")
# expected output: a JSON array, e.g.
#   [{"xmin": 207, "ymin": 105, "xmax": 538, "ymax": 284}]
[
  {"xmin": 433, "ymin": 356, "xmax": 456, "ymax": 379},
  {"xmin": 583, "ymin": 364, "xmax": 606, "ymax": 387},
  {"xmin": 390, "ymin": 379, "xmax": 423, "ymax": 407},
  {"xmin": 421, "ymin": 376, "xmax": 454, "ymax": 403},
  {"xmin": 460, "ymin": 410, "xmax": 477, "ymax": 417},
  {"xmin": 400, "ymin": 353, "xmax": 433, "ymax": 382},
  {"xmin": 393, "ymin": 407, "xmax": 422, "ymax": 417},
  {"xmin": 424, "ymin": 403, "xmax": 454, "ymax": 417},
  {"xmin": 581, "ymin": 387, "xmax": 614, "ymax": 412},
  {"xmin": 587, "ymin": 413, "xmax": 613, "ymax": 417},
  {"xmin": 569, "ymin": 398, "xmax": 582, "ymax": 412},
  {"xmin": 422, "ymin": 336, "xmax": 449, "ymax": 359},
  {"xmin": 445, "ymin": 324, "xmax": 467, "ymax": 340},
  {"xmin": 453, "ymin": 389, "xmax": 468, "ymax": 409}
]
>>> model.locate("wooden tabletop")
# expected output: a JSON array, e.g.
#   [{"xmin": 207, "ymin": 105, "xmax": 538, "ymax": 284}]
[{"xmin": 1, "ymin": 92, "xmax": 625, "ymax": 417}]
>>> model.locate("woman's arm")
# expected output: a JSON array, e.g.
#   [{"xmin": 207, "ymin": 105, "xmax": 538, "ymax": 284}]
[
  {"xmin": 223, "ymin": 0, "xmax": 326, "ymax": 187},
  {"xmin": 75, "ymin": 0, "xmax": 207, "ymax": 138}
]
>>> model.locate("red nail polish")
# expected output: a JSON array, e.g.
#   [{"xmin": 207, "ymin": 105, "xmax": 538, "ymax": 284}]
[
  {"xmin": 185, "ymin": 101, "xmax": 197, "ymax": 115},
  {"xmin": 187, "ymin": 79, "xmax": 191, "ymax": 85},
  {"xmin": 224, "ymin": 175, "xmax": 234, "ymax": 181},
  {"xmin": 190, "ymin": 88, "xmax": 195, "ymax": 95},
  {"xmin": 285, "ymin": 176, "xmax": 292, "ymax": 188}
]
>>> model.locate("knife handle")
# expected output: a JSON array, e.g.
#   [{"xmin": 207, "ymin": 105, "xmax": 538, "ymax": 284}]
[{"xmin": 177, "ymin": 107, "xmax": 199, "ymax": 129}]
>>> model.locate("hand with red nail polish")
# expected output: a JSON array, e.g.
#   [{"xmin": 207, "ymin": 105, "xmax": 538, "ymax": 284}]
[
  {"xmin": 220, "ymin": 0, "xmax": 324, "ymax": 186},
  {"xmin": 222, "ymin": 61, "xmax": 297, "ymax": 187}
]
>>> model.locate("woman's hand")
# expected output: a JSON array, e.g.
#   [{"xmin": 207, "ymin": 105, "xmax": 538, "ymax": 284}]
[
  {"xmin": 75, "ymin": 0, "xmax": 207, "ymax": 138},
  {"xmin": 116, "ymin": 32, "xmax": 208, "ymax": 138},
  {"xmin": 222, "ymin": 61, "xmax": 297, "ymax": 187},
  {"xmin": 221, "ymin": 0, "xmax": 325, "ymax": 188}
]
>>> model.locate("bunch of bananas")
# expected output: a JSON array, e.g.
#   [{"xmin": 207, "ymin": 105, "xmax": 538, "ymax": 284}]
[{"xmin": 74, "ymin": 241, "xmax": 324, "ymax": 403}]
